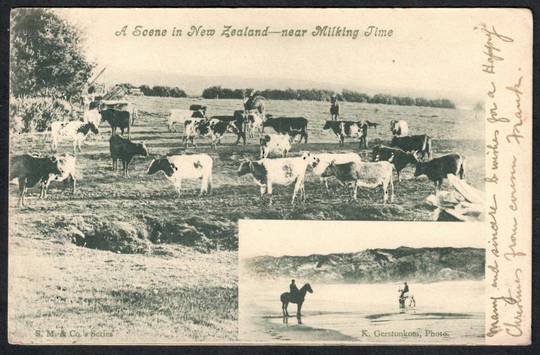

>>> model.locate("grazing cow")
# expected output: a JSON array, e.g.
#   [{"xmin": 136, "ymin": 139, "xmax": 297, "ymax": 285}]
[
  {"xmin": 110, "ymin": 134, "xmax": 149, "ymax": 177},
  {"xmin": 414, "ymin": 153, "xmax": 465, "ymax": 193},
  {"xmin": 183, "ymin": 118, "xmax": 235, "ymax": 148},
  {"xmin": 147, "ymin": 154, "xmax": 213, "ymax": 196},
  {"xmin": 209, "ymin": 112, "xmax": 247, "ymax": 145},
  {"xmin": 390, "ymin": 134, "xmax": 433, "ymax": 160},
  {"xmin": 311, "ymin": 152, "xmax": 362, "ymax": 190},
  {"xmin": 263, "ymin": 116, "xmax": 308, "ymax": 143},
  {"xmin": 260, "ymin": 134, "xmax": 292, "ymax": 158},
  {"xmin": 321, "ymin": 161, "xmax": 394, "ymax": 203},
  {"xmin": 40, "ymin": 153, "xmax": 77, "ymax": 198},
  {"xmin": 390, "ymin": 119, "xmax": 409, "ymax": 137},
  {"xmin": 50, "ymin": 121, "xmax": 99, "ymax": 154},
  {"xmin": 10, "ymin": 154, "xmax": 62, "ymax": 207},
  {"xmin": 168, "ymin": 108, "xmax": 206, "ymax": 132},
  {"xmin": 237, "ymin": 152, "xmax": 318, "ymax": 205},
  {"xmin": 372, "ymin": 145, "xmax": 417, "ymax": 182},
  {"xmin": 322, "ymin": 120, "xmax": 365, "ymax": 146},
  {"xmin": 330, "ymin": 96, "xmax": 340, "ymax": 120},
  {"xmin": 100, "ymin": 109, "xmax": 131, "ymax": 137}
]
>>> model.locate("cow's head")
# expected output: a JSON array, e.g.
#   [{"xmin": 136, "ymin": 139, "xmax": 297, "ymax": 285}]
[
  {"xmin": 320, "ymin": 160, "xmax": 336, "ymax": 177},
  {"xmin": 323, "ymin": 121, "xmax": 333, "ymax": 130},
  {"xmin": 260, "ymin": 135, "xmax": 271, "ymax": 146},
  {"xmin": 414, "ymin": 160, "xmax": 426, "ymax": 178},
  {"xmin": 300, "ymin": 151, "xmax": 318, "ymax": 167},
  {"xmin": 79, "ymin": 122, "xmax": 99, "ymax": 135},
  {"xmin": 46, "ymin": 156, "xmax": 63, "ymax": 176},
  {"xmin": 371, "ymin": 146, "xmax": 382, "ymax": 162},
  {"xmin": 147, "ymin": 157, "xmax": 175, "ymax": 177},
  {"xmin": 135, "ymin": 142, "xmax": 149, "ymax": 157},
  {"xmin": 238, "ymin": 160, "xmax": 254, "ymax": 176},
  {"xmin": 310, "ymin": 155, "xmax": 321, "ymax": 168},
  {"xmin": 89, "ymin": 122, "xmax": 99, "ymax": 134}
]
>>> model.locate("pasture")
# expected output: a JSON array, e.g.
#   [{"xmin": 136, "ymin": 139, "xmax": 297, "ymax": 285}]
[{"xmin": 8, "ymin": 96, "xmax": 484, "ymax": 342}]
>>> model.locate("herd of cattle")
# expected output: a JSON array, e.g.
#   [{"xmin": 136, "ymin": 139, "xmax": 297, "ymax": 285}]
[{"xmin": 9, "ymin": 97, "xmax": 466, "ymax": 208}]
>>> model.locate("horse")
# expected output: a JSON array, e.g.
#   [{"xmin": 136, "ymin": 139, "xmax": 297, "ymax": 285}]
[
  {"xmin": 398, "ymin": 288, "xmax": 416, "ymax": 312},
  {"xmin": 280, "ymin": 283, "xmax": 313, "ymax": 324}
]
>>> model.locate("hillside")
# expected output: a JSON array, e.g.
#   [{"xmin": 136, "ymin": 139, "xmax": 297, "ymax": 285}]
[{"xmin": 243, "ymin": 247, "xmax": 485, "ymax": 283}]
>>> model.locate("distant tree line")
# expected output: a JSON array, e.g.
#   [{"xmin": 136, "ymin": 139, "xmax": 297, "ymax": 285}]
[
  {"xmin": 139, "ymin": 85, "xmax": 187, "ymax": 98},
  {"xmin": 201, "ymin": 86, "xmax": 456, "ymax": 109}
]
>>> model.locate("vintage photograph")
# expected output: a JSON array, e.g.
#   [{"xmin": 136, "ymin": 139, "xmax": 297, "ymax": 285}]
[
  {"xmin": 239, "ymin": 220, "xmax": 486, "ymax": 344},
  {"xmin": 7, "ymin": 8, "xmax": 531, "ymax": 345}
]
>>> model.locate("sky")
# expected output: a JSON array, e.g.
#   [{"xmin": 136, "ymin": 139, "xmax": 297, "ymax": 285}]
[
  {"xmin": 239, "ymin": 220, "xmax": 485, "ymax": 259},
  {"xmin": 49, "ymin": 8, "xmax": 526, "ymax": 103}
]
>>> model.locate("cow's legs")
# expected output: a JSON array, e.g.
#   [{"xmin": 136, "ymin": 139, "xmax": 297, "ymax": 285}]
[
  {"xmin": 388, "ymin": 176, "xmax": 394, "ymax": 203},
  {"xmin": 267, "ymin": 183, "xmax": 273, "ymax": 205},
  {"xmin": 71, "ymin": 175, "xmax": 77, "ymax": 194},
  {"xmin": 434, "ymin": 180, "xmax": 441, "ymax": 195},
  {"xmin": 39, "ymin": 180, "xmax": 48, "ymax": 199},
  {"xmin": 292, "ymin": 177, "xmax": 304, "ymax": 204},
  {"xmin": 174, "ymin": 180, "xmax": 182, "ymax": 197},
  {"xmin": 352, "ymin": 180, "xmax": 359, "ymax": 200},
  {"xmin": 18, "ymin": 178, "xmax": 27, "ymax": 207},
  {"xmin": 199, "ymin": 177, "xmax": 208, "ymax": 196}
]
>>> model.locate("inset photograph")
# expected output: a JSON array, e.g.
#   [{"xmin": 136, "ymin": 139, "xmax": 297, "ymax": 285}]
[{"xmin": 239, "ymin": 220, "xmax": 485, "ymax": 344}]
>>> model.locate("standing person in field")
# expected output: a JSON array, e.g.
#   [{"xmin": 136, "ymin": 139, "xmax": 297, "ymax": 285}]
[{"xmin": 330, "ymin": 94, "xmax": 340, "ymax": 120}]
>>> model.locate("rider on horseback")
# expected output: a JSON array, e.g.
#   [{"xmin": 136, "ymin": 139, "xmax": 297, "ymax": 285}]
[
  {"xmin": 289, "ymin": 279, "xmax": 299, "ymax": 301},
  {"xmin": 400, "ymin": 282, "xmax": 409, "ymax": 299}
]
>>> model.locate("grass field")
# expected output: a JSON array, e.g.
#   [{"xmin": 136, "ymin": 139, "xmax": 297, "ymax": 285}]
[{"xmin": 8, "ymin": 96, "xmax": 484, "ymax": 343}]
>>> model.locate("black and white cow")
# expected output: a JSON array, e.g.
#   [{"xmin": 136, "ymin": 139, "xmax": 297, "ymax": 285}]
[
  {"xmin": 183, "ymin": 117, "xmax": 240, "ymax": 149},
  {"xmin": 208, "ymin": 111, "xmax": 248, "ymax": 145},
  {"xmin": 323, "ymin": 120, "xmax": 367, "ymax": 147},
  {"xmin": 263, "ymin": 116, "xmax": 308, "ymax": 143},
  {"xmin": 10, "ymin": 154, "xmax": 62, "ymax": 207},
  {"xmin": 372, "ymin": 145, "xmax": 417, "ymax": 182},
  {"xmin": 391, "ymin": 134, "xmax": 433, "ymax": 160},
  {"xmin": 109, "ymin": 134, "xmax": 149, "ymax": 177},
  {"xmin": 259, "ymin": 134, "xmax": 292, "ymax": 158},
  {"xmin": 414, "ymin": 153, "xmax": 465, "ymax": 193},
  {"xmin": 50, "ymin": 121, "xmax": 99, "ymax": 154},
  {"xmin": 147, "ymin": 154, "xmax": 213, "ymax": 196},
  {"xmin": 39, "ymin": 153, "xmax": 77, "ymax": 199}
]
